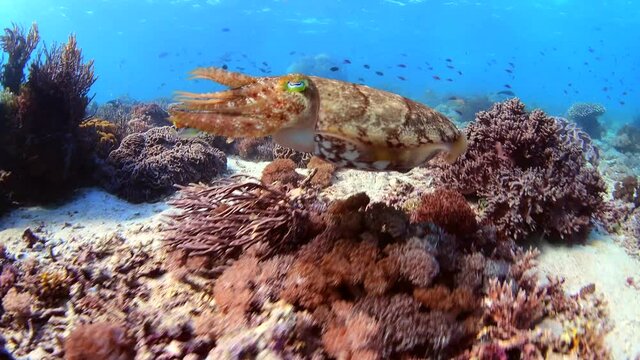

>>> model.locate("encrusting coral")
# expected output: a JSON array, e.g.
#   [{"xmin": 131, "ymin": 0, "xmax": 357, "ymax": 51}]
[
  {"xmin": 438, "ymin": 98, "xmax": 605, "ymax": 242},
  {"xmin": 100, "ymin": 126, "xmax": 227, "ymax": 203}
]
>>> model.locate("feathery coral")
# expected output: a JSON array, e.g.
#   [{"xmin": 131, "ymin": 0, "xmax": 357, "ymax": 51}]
[{"xmin": 163, "ymin": 176, "xmax": 307, "ymax": 262}]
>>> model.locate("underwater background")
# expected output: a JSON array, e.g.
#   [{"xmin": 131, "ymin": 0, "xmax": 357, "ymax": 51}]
[
  {"xmin": 1, "ymin": 0, "xmax": 640, "ymax": 359},
  {"xmin": 1, "ymin": 0, "xmax": 638, "ymax": 120}
]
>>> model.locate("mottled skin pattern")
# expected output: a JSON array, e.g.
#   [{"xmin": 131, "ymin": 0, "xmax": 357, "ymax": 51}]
[{"xmin": 170, "ymin": 67, "xmax": 467, "ymax": 171}]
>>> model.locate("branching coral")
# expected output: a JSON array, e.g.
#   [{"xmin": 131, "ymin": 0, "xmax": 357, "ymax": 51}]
[
  {"xmin": 163, "ymin": 176, "xmax": 307, "ymax": 265},
  {"xmin": 438, "ymin": 98, "xmax": 605, "ymax": 242},
  {"xmin": 0, "ymin": 23, "xmax": 39, "ymax": 93},
  {"xmin": 566, "ymin": 102, "xmax": 606, "ymax": 138},
  {"xmin": 101, "ymin": 126, "xmax": 226, "ymax": 203}
]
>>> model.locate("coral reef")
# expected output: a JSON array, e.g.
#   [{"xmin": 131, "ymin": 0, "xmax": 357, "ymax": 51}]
[
  {"xmin": 77, "ymin": 118, "xmax": 120, "ymax": 160},
  {"xmin": 554, "ymin": 116, "xmax": 600, "ymax": 166},
  {"xmin": 100, "ymin": 126, "xmax": 226, "ymax": 203},
  {"xmin": 612, "ymin": 124, "xmax": 640, "ymax": 154},
  {"xmin": 566, "ymin": 102, "xmax": 606, "ymax": 138},
  {"xmin": 438, "ymin": 98, "xmax": 605, "ymax": 242},
  {"xmin": 0, "ymin": 25, "xmax": 97, "ymax": 205}
]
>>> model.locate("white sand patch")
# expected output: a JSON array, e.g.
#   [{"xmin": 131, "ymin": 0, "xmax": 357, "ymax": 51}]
[
  {"xmin": 536, "ymin": 232, "xmax": 640, "ymax": 359},
  {"xmin": 0, "ymin": 188, "xmax": 168, "ymax": 262}
]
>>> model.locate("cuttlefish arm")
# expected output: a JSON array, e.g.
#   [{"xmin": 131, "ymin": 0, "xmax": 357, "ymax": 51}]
[{"xmin": 169, "ymin": 68, "xmax": 318, "ymax": 144}]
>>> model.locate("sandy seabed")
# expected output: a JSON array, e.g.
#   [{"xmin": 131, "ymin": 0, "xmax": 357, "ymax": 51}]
[{"xmin": 1, "ymin": 157, "xmax": 639, "ymax": 359}]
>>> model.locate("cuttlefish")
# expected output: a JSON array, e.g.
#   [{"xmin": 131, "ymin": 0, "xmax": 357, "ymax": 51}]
[{"xmin": 169, "ymin": 67, "xmax": 467, "ymax": 171}]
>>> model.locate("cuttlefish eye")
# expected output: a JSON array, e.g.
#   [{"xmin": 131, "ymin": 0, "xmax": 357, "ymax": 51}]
[{"xmin": 285, "ymin": 80, "xmax": 308, "ymax": 92}]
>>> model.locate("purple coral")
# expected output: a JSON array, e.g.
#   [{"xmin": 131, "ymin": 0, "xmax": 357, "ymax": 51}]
[
  {"xmin": 438, "ymin": 98, "xmax": 605, "ymax": 242},
  {"xmin": 101, "ymin": 126, "xmax": 226, "ymax": 203}
]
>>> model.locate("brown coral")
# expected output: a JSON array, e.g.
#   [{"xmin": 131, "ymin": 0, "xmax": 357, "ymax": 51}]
[
  {"xmin": 64, "ymin": 322, "xmax": 134, "ymax": 360},
  {"xmin": 613, "ymin": 175, "xmax": 639, "ymax": 208},
  {"xmin": 261, "ymin": 158, "xmax": 302, "ymax": 187},
  {"xmin": 411, "ymin": 188, "xmax": 478, "ymax": 237},
  {"xmin": 236, "ymin": 136, "xmax": 274, "ymax": 161},
  {"xmin": 77, "ymin": 118, "xmax": 120, "ymax": 159},
  {"xmin": 307, "ymin": 156, "xmax": 336, "ymax": 188}
]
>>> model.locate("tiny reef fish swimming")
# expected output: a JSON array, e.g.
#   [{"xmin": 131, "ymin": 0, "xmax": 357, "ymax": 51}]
[{"xmin": 169, "ymin": 67, "xmax": 467, "ymax": 171}]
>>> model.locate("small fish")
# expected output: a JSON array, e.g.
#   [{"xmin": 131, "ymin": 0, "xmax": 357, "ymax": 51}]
[
  {"xmin": 568, "ymin": 83, "xmax": 572, "ymax": 87},
  {"xmin": 428, "ymin": 66, "xmax": 434, "ymax": 70},
  {"xmin": 177, "ymin": 128, "xmax": 202, "ymax": 139},
  {"xmin": 262, "ymin": 61, "xmax": 269, "ymax": 66},
  {"xmin": 343, "ymin": 59, "xmax": 351, "ymax": 64},
  {"xmin": 397, "ymin": 64, "xmax": 407, "ymax": 68},
  {"xmin": 588, "ymin": 47, "xmax": 595, "ymax": 53},
  {"xmin": 158, "ymin": 51, "xmax": 169, "ymax": 58},
  {"xmin": 497, "ymin": 90, "xmax": 516, "ymax": 96},
  {"xmin": 375, "ymin": 71, "xmax": 384, "ymax": 76},
  {"xmin": 222, "ymin": 64, "xmax": 228, "ymax": 70},
  {"xmin": 259, "ymin": 68, "xmax": 268, "ymax": 73},
  {"xmin": 508, "ymin": 62, "xmax": 515, "ymax": 67},
  {"xmin": 539, "ymin": 51, "xmax": 545, "ymax": 56},
  {"xmin": 221, "ymin": 28, "xmax": 230, "ymax": 32},
  {"xmin": 446, "ymin": 78, "xmax": 453, "ymax": 82},
  {"xmin": 397, "ymin": 76, "xmax": 406, "ymax": 81},
  {"xmin": 447, "ymin": 96, "xmax": 460, "ymax": 101},
  {"xmin": 447, "ymin": 65, "xmax": 455, "ymax": 69},
  {"xmin": 289, "ymin": 51, "xmax": 296, "ymax": 55},
  {"xmin": 454, "ymin": 110, "xmax": 463, "ymax": 115},
  {"xmin": 329, "ymin": 66, "xmax": 340, "ymax": 72},
  {"xmin": 602, "ymin": 87, "xmax": 608, "ymax": 92},
  {"xmin": 563, "ymin": 90, "xmax": 568, "ymax": 94},
  {"xmin": 620, "ymin": 101, "xmax": 625, "ymax": 105},
  {"xmin": 622, "ymin": 91, "xmax": 628, "ymax": 95},
  {"xmin": 235, "ymin": 66, "xmax": 245, "ymax": 71},
  {"xmin": 504, "ymin": 84, "xmax": 512, "ymax": 89},
  {"xmin": 445, "ymin": 58, "xmax": 452, "ymax": 62},
  {"xmin": 357, "ymin": 77, "xmax": 365, "ymax": 82},
  {"xmin": 432, "ymin": 75, "xmax": 441, "ymax": 80},
  {"xmin": 363, "ymin": 64, "xmax": 370, "ymax": 69},
  {"xmin": 457, "ymin": 70, "xmax": 463, "ymax": 75},
  {"xmin": 505, "ymin": 69, "xmax": 513, "ymax": 73}
]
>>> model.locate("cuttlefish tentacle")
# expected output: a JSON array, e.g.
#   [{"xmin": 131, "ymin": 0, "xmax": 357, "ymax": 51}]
[
  {"xmin": 169, "ymin": 67, "xmax": 466, "ymax": 170},
  {"xmin": 188, "ymin": 67, "xmax": 257, "ymax": 87}
]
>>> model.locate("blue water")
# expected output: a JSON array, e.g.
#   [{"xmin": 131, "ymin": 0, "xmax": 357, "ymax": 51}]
[{"xmin": 1, "ymin": 0, "xmax": 638, "ymax": 123}]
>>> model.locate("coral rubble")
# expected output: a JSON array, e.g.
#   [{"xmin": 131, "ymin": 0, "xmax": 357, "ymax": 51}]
[{"xmin": 438, "ymin": 98, "xmax": 606, "ymax": 242}]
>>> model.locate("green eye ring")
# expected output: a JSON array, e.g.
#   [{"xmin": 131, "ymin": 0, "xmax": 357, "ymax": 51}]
[{"xmin": 285, "ymin": 79, "xmax": 308, "ymax": 92}]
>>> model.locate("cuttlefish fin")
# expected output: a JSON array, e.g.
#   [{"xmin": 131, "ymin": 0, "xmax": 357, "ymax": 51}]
[{"xmin": 189, "ymin": 67, "xmax": 257, "ymax": 88}]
